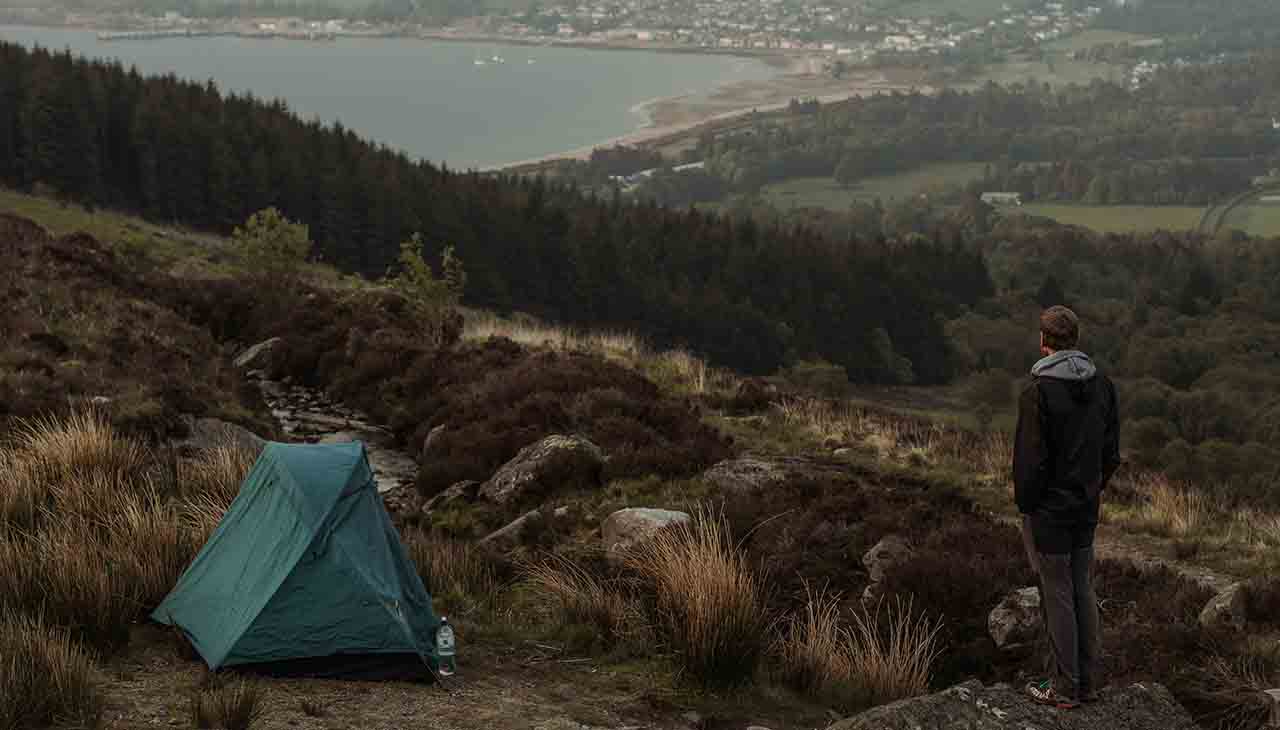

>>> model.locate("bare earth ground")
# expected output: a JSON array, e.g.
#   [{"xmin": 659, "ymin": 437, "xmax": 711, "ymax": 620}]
[{"xmin": 101, "ymin": 626, "xmax": 698, "ymax": 730}]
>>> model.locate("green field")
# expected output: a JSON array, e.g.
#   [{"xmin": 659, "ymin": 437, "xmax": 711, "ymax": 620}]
[
  {"xmin": 762, "ymin": 162, "xmax": 989, "ymax": 211},
  {"xmin": 1013, "ymin": 203, "xmax": 1206, "ymax": 233},
  {"xmin": 1221, "ymin": 200, "xmax": 1280, "ymax": 238}
]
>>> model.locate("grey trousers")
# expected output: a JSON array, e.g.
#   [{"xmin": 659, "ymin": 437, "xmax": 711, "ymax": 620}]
[{"xmin": 1021, "ymin": 516, "xmax": 1101, "ymax": 697}]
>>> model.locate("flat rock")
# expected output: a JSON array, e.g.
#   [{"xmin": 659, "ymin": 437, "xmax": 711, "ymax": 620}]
[
  {"xmin": 702, "ymin": 457, "xmax": 786, "ymax": 495},
  {"xmin": 602, "ymin": 508, "xmax": 691, "ymax": 562},
  {"xmin": 480, "ymin": 507, "xmax": 571, "ymax": 549},
  {"xmin": 826, "ymin": 679, "xmax": 1200, "ymax": 730},
  {"xmin": 989, "ymin": 586, "xmax": 1042, "ymax": 649},
  {"xmin": 478, "ymin": 435, "xmax": 605, "ymax": 505}
]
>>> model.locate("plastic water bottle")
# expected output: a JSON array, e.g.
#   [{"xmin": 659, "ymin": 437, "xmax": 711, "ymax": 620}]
[{"xmin": 436, "ymin": 617, "xmax": 456, "ymax": 676}]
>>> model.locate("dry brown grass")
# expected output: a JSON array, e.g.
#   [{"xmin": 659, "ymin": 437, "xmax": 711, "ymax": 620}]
[
  {"xmin": 0, "ymin": 411, "xmax": 240, "ymax": 653},
  {"xmin": 462, "ymin": 313, "xmax": 739, "ymax": 397},
  {"xmin": 1131, "ymin": 473, "xmax": 1216, "ymax": 537},
  {"xmin": 624, "ymin": 506, "xmax": 769, "ymax": 686},
  {"xmin": 189, "ymin": 679, "xmax": 265, "ymax": 730},
  {"xmin": 0, "ymin": 611, "xmax": 104, "ymax": 730},
  {"xmin": 176, "ymin": 444, "xmax": 256, "ymax": 505},
  {"xmin": 405, "ymin": 531, "xmax": 502, "ymax": 614},
  {"xmin": 773, "ymin": 583, "xmax": 850, "ymax": 695},
  {"xmin": 523, "ymin": 554, "xmax": 643, "ymax": 649},
  {"xmin": 773, "ymin": 588, "xmax": 944, "ymax": 710},
  {"xmin": 844, "ymin": 596, "xmax": 944, "ymax": 708}
]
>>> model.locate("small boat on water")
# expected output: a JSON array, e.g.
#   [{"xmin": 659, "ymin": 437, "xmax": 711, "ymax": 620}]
[{"xmin": 474, "ymin": 59, "xmax": 487, "ymax": 65}]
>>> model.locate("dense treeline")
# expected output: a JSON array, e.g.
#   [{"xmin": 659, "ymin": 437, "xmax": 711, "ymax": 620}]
[
  {"xmin": 695, "ymin": 57, "xmax": 1280, "ymax": 201},
  {"xmin": 0, "ymin": 40, "xmax": 995, "ymax": 383},
  {"xmin": 951, "ymin": 218, "xmax": 1280, "ymax": 499}
]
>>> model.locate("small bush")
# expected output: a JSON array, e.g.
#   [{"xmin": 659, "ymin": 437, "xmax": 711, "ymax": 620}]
[
  {"xmin": 523, "ymin": 554, "xmax": 642, "ymax": 651},
  {"xmin": 0, "ymin": 612, "xmax": 103, "ymax": 730},
  {"xmin": 625, "ymin": 507, "xmax": 769, "ymax": 687},
  {"xmin": 190, "ymin": 679, "xmax": 265, "ymax": 730}
]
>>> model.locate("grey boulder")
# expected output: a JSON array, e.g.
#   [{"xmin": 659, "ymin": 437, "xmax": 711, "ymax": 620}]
[
  {"xmin": 989, "ymin": 586, "xmax": 1043, "ymax": 649},
  {"xmin": 602, "ymin": 508, "xmax": 691, "ymax": 562}
]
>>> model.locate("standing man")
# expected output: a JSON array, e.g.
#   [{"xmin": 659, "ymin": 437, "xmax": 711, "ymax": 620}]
[{"xmin": 1014, "ymin": 305, "xmax": 1121, "ymax": 709}]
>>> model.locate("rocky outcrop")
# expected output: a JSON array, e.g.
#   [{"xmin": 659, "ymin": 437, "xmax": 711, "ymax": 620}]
[
  {"xmin": 173, "ymin": 416, "xmax": 266, "ymax": 454},
  {"xmin": 602, "ymin": 508, "xmax": 691, "ymax": 562},
  {"xmin": 233, "ymin": 337, "xmax": 282, "ymax": 370},
  {"xmin": 478, "ymin": 435, "xmax": 605, "ymax": 505},
  {"xmin": 1199, "ymin": 582, "xmax": 1248, "ymax": 631},
  {"xmin": 826, "ymin": 679, "xmax": 1200, "ymax": 730},
  {"xmin": 989, "ymin": 586, "xmax": 1042, "ymax": 649}
]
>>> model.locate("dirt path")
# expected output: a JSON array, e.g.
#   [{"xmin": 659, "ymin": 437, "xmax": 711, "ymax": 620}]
[{"xmin": 253, "ymin": 372, "xmax": 419, "ymax": 494}]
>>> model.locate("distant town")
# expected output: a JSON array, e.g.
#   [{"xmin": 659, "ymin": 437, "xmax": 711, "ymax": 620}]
[{"xmin": 3, "ymin": 0, "xmax": 1126, "ymax": 70}]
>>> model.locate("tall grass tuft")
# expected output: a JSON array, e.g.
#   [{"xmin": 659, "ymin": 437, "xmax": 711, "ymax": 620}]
[
  {"xmin": 177, "ymin": 445, "xmax": 257, "ymax": 504},
  {"xmin": 844, "ymin": 596, "xmax": 944, "ymax": 707},
  {"xmin": 0, "ymin": 612, "xmax": 104, "ymax": 730},
  {"xmin": 523, "ymin": 554, "xmax": 640, "ymax": 648},
  {"xmin": 405, "ymin": 531, "xmax": 501, "ymax": 614},
  {"xmin": 773, "ymin": 582, "xmax": 849, "ymax": 695},
  {"xmin": 1134, "ymin": 473, "xmax": 1214, "ymax": 537},
  {"xmin": 190, "ymin": 679, "xmax": 265, "ymax": 730},
  {"xmin": 625, "ymin": 506, "xmax": 768, "ymax": 686}
]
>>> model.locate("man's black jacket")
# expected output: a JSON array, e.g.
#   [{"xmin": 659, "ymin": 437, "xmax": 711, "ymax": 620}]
[{"xmin": 1013, "ymin": 350, "xmax": 1121, "ymax": 543}]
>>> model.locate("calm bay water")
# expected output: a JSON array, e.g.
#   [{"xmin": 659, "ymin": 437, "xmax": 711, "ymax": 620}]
[{"xmin": 0, "ymin": 25, "xmax": 772, "ymax": 168}]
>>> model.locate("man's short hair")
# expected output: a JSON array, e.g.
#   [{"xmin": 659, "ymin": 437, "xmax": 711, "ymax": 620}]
[{"xmin": 1040, "ymin": 305, "xmax": 1079, "ymax": 351}]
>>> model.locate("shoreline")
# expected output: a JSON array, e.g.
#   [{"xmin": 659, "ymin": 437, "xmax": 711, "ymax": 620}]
[{"xmin": 487, "ymin": 65, "xmax": 929, "ymax": 172}]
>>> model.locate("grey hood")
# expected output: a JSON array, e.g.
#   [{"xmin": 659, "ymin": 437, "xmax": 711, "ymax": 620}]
[{"xmin": 1031, "ymin": 350, "xmax": 1096, "ymax": 381}]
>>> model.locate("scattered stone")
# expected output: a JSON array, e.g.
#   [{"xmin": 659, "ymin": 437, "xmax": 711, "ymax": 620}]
[
  {"xmin": 826, "ymin": 679, "xmax": 1200, "ymax": 730},
  {"xmin": 381, "ymin": 484, "xmax": 424, "ymax": 521},
  {"xmin": 988, "ymin": 586, "xmax": 1042, "ymax": 649},
  {"xmin": 1199, "ymin": 582, "xmax": 1248, "ymax": 631},
  {"xmin": 863, "ymin": 535, "xmax": 914, "ymax": 584},
  {"xmin": 833, "ymin": 447, "xmax": 853, "ymax": 457},
  {"xmin": 478, "ymin": 435, "xmax": 605, "ymax": 505},
  {"xmin": 480, "ymin": 507, "xmax": 571, "ymax": 549},
  {"xmin": 173, "ymin": 416, "xmax": 266, "ymax": 454},
  {"xmin": 602, "ymin": 508, "xmax": 691, "ymax": 563},
  {"xmin": 233, "ymin": 337, "xmax": 282, "ymax": 370},
  {"xmin": 422, "ymin": 424, "xmax": 448, "ymax": 458},
  {"xmin": 423, "ymin": 481, "xmax": 480, "ymax": 514}
]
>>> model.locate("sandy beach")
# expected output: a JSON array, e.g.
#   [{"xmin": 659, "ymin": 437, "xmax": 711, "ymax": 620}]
[{"xmin": 490, "ymin": 62, "xmax": 930, "ymax": 172}]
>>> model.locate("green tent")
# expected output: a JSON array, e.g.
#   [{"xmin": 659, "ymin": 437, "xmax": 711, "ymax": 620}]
[{"xmin": 153, "ymin": 441, "xmax": 440, "ymax": 678}]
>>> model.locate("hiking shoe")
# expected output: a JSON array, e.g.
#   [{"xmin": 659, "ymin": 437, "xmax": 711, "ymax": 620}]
[{"xmin": 1027, "ymin": 680, "xmax": 1081, "ymax": 709}]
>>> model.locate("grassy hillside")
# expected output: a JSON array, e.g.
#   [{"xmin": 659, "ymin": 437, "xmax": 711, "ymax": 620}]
[{"xmin": 6, "ymin": 192, "xmax": 1280, "ymax": 729}]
